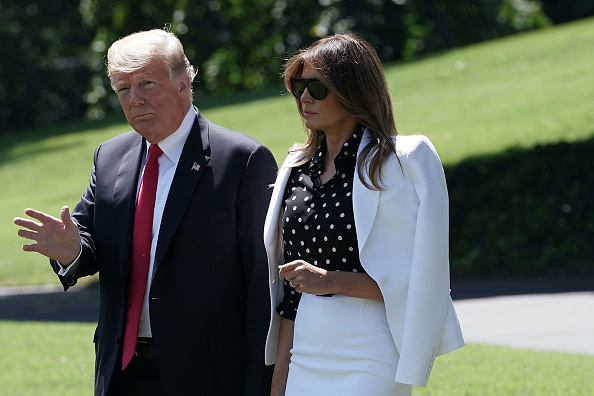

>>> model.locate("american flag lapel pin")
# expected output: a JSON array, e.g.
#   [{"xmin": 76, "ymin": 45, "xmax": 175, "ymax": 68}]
[{"xmin": 191, "ymin": 162, "xmax": 201, "ymax": 172}]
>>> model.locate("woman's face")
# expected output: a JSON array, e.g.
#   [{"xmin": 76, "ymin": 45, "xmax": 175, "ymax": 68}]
[{"xmin": 296, "ymin": 64, "xmax": 357, "ymax": 136}]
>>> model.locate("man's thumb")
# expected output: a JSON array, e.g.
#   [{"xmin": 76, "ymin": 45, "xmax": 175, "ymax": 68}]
[{"xmin": 60, "ymin": 206, "xmax": 72, "ymax": 226}]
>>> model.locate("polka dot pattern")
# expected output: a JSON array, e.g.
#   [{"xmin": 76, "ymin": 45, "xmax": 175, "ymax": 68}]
[{"xmin": 276, "ymin": 127, "xmax": 366, "ymax": 320}]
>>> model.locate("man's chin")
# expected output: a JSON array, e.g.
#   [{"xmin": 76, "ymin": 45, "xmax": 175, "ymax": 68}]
[{"xmin": 132, "ymin": 123, "xmax": 156, "ymax": 140}]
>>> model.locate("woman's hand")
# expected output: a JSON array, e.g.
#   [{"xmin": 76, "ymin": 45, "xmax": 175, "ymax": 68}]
[
  {"xmin": 279, "ymin": 260, "xmax": 384, "ymax": 301},
  {"xmin": 279, "ymin": 260, "xmax": 331, "ymax": 296}
]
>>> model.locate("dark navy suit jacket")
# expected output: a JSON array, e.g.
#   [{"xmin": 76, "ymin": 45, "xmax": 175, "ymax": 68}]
[{"xmin": 52, "ymin": 109, "xmax": 276, "ymax": 395}]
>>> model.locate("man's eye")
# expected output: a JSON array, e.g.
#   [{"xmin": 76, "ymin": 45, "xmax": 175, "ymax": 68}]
[
  {"xmin": 117, "ymin": 87, "xmax": 129, "ymax": 94},
  {"xmin": 143, "ymin": 81, "xmax": 155, "ymax": 87}
]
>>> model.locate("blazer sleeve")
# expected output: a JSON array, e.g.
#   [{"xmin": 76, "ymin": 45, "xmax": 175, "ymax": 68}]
[{"xmin": 394, "ymin": 136, "xmax": 453, "ymax": 387}]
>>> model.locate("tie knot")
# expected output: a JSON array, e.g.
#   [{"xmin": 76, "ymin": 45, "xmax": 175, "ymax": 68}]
[{"xmin": 148, "ymin": 144, "xmax": 163, "ymax": 160}]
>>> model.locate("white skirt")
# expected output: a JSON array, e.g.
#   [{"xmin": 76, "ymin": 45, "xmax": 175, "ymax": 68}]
[{"xmin": 285, "ymin": 294, "xmax": 413, "ymax": 396}]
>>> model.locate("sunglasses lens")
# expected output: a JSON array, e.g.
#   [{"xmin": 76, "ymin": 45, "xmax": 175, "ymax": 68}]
[
  {"xmin": 307, "ymin": 80, "xmax": 327, "ymax": 100},
  {"xmin": 292, "ymin": 79, "xmax": 328, "ymax": 100},
  {"xmin": 293, "ymin": 80, "xmax": 307, "ymax": 99}
]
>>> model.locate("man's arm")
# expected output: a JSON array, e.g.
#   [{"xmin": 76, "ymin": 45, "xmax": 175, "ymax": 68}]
[{"xmin": 237, "ymin": 144, "xmax": 277, "ymax": 395}]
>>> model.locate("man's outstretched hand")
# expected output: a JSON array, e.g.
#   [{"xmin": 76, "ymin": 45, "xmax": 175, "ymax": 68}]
[{"xmin": 14, "ymin": 206, "xmax": 81, "ymax": 266}]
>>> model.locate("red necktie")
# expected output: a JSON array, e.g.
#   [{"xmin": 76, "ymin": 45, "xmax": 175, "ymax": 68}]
[{"xmin": 122, "ymin": 143, "xmax": 163, "ymax": 370}]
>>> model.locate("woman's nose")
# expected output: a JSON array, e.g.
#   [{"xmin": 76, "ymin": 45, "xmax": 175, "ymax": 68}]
[{"xmin": 299, "ymin": 88, "xmax": 313, "ymax": 103}]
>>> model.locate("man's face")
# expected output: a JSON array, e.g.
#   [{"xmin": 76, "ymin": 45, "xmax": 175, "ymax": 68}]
[{"xmin": 112, "ymin": 57, "xmax": 190, "ymax": 143}]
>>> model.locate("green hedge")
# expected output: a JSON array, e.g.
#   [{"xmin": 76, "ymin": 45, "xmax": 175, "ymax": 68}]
[{"xmin": 448, "ymin": 136, "xmax": 594, "ymax": 276}]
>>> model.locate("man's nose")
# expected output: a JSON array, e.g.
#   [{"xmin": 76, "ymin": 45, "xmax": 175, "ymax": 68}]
[{"xmin": 129, "ymin": 86, "xmax": 145, "ymax": 106}]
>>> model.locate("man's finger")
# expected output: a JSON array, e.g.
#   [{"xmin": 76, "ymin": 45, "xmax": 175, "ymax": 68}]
[
  {"xmin": 60, "ymin": 206, "xmax": 78, "ymax": 234},
  {"xmin": 60, "ymin": 206, "xmax": 75, "ymax": 229},
  {"xmin": 16, "ymin": 229, "xmax": 40, "ymax": 242},
  {"xmin": 13, "ymin": 217, "xmax": 42, "ymax": 231},
  {"xmin": 24, "ymin": 208, "xmax": 58, "ymax": 224},
  {"xmin": 22, "ymin": 242, "xmax": 40, "ymax": 253}
]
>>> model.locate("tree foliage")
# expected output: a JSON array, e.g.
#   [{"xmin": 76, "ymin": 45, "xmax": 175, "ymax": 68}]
[{"xmin": 0, "ymin": 0, "xmax": 551, "ymax": 133}]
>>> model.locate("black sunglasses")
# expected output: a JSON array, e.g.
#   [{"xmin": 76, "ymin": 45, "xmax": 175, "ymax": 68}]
[{"xmin": 290, "ymin": 78, "xmax": 328, "ymax": 100}]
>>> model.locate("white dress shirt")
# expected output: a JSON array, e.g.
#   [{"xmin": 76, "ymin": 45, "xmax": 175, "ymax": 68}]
[{"xmin": 59, "ymin": 106, "xmax": 196, "ymax": 338}]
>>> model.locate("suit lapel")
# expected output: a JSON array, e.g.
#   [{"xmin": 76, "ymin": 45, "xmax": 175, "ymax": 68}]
[
  {"xmin": 114, "ymin": 136, "xmax": 145, "ymax": 284},
  {"xmin": 353, "ymin": 129, "xmax": 380, "ymax": 254},
  {"xmin": 154, "ymin": 113, "xmax": 209, "ymax": 269}
]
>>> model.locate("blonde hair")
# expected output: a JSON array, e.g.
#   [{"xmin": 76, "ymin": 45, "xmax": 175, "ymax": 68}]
[
  {"xmin": 106, "ymin": 28, "xmax": 197, "ymax": 99},
  {"xmin": 283, "ymin": 34, "xmax": 398, "ymax": 190}
]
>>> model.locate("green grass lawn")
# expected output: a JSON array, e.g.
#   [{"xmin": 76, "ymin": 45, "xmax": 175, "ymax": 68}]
[
  {"xmin": 3, "ymin": 17, "xmax": 593, "ymax": 286},
  {"xmin": 0, "ymin": 320, "xmax": 592, "ymax": 395}
]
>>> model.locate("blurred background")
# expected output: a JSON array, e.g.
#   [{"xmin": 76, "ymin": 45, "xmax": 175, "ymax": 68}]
[{"xmin": 2, "ymin": 0, "xmax": 592, "ymax": 132}]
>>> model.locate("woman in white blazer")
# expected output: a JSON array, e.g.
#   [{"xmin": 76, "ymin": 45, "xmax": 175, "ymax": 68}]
[{"xmin": 264, "ymin": 34, "xmax": 464, "ymax": 396}]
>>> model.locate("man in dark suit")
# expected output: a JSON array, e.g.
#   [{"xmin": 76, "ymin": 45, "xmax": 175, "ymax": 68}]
[{"xmin": 14, "ymin": 29, "xmax": 276, "ymax": 395}]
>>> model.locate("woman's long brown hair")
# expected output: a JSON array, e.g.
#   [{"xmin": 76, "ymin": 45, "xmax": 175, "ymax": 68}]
[{"xmin": 283, "ymin": 34, "xmax": 399, "ymax": 190}]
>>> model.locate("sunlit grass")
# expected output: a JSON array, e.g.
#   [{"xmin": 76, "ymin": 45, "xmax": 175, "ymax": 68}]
[
  {"xmin": 0, "ymin": 321, "xmax": 95, "ymax": 395},
  {"xmin": 412, "ymin": 344, "xmax": 594, "ymax": 395},
  {"xmin": 0, "ymin": 320, "xmax": 592, "ymax": 395}
]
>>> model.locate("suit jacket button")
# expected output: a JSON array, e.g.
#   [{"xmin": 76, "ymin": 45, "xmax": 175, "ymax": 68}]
[{"xmin": 380, "ymin": 277, "xmax": 390, "ymax": 286}]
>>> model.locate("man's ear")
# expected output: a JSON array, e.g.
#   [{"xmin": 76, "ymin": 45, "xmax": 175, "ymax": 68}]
[{"xmin": 178, "ymin": 79, "xmax": 188, "ymax": 93}]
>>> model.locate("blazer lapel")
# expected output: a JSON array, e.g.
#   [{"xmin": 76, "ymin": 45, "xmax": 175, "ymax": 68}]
[
  {"xmin": 353, "ymin": 129, "xmax": 380, "ymax": 254},
  {"xmin": 267, "ymin": 139, "xmax": 381, "ymax": 255},
  {"xmin": 114, "ymin": 136, "xmax": 145, "ymax": 284},
  {"xmin": 264, "ymin": 151, "xmax": 301, "ymax": 248},
  {"xmin": 154, "ymin": 112, "xmax": 209, "ymax": 269}
]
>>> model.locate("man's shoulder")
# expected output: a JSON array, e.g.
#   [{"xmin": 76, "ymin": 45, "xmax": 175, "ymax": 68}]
[
  {"xmin": 103, "ymin": 130, "xmax": 141, "ymax": 146},
  {"xmin": 204, "ymin": 118, "xmax": 268, "ymax": 154},
  {"xmin": 93, "ymin": 130, "xmax": 141, "ymax": 160}
]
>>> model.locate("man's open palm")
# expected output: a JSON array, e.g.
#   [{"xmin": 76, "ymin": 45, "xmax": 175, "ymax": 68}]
[{"xmin": 14, "ymin": 206, "xmax": 81, "ymax": 265}]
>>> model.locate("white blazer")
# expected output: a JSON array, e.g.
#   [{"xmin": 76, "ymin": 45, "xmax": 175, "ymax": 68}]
[{"xmin": 264, "ymin": 130, "xmax": 464, "ymax": 387}]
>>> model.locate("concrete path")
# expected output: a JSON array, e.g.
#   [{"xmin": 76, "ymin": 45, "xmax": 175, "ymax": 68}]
[
  {"xmin": 453, "ymin": 292, "xmax": 594, "ymax": 356},
  {"xmin": 1, "ymin": 277, "xmax": 593, "ymax": 356}
]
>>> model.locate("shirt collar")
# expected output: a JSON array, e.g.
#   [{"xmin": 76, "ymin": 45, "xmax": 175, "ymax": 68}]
[
  {"xmin": 309, "ymin": 125, "xmax": 364, "ymax": 175},
  {"xmin": 335, "ymin": 125, "xmax": 364, "ymax": 166},
  {"xmin": 145, "ymin": 106, "xmax": 196, "ymax": 165},
  {"xmin": 310, "ymin": 137, "xmax": 326, "ymax": 172}
]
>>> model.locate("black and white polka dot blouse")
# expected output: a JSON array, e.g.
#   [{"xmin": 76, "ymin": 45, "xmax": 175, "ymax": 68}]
[{"xmin": 276, "ymin": 126, "xmax": 366, "ymax": 320}]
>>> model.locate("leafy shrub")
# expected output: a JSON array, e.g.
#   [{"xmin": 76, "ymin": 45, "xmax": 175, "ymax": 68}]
[{"xmin": 0, "ymin": 0, "xmax": 550, "ymax": 133}]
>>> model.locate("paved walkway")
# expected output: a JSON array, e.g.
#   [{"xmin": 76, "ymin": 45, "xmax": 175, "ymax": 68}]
[
  {"xmin": 454, "ymin": 292, "xmax": 594, "ymax": 356},
  {"xmin": 1, "ymin": 277, "xmax": 593, "ymax": 356}
]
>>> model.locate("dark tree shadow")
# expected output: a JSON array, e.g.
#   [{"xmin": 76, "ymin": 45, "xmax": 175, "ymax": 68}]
[
  {"xmin": 446, "ymin": 135, "xmax": 594, "ymax": 279},
  {"xmin": 0, "ymin": 282, "xmax": 99, "ymax": 322}
]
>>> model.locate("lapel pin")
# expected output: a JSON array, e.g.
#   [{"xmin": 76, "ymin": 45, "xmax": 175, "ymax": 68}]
[{"xmin": 191, "ymin": 162, "xmax": 201, "ymax": 172}]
